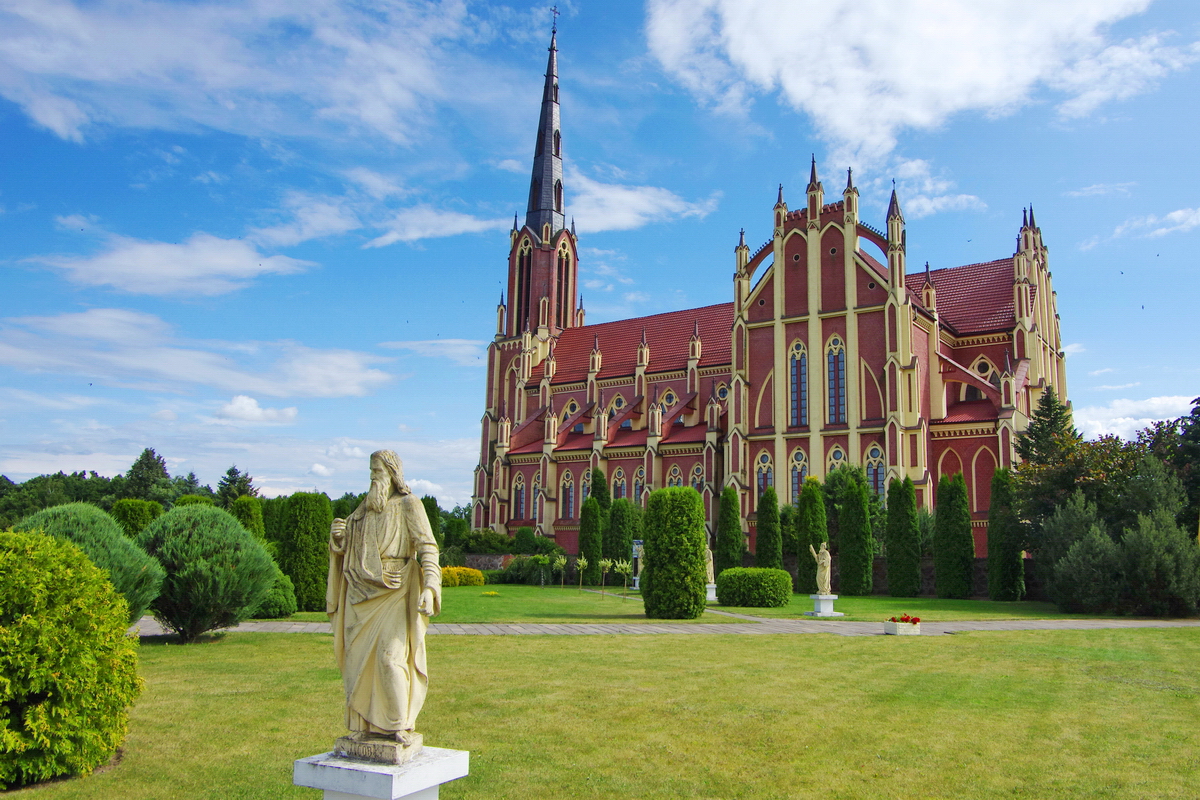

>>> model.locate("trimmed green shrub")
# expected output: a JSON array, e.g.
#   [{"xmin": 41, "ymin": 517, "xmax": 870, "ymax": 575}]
[
  {"xmin": 590, "ymin": 467, "xmax": 611, "ymax": 517},
  {"xmin": 715, "ymin": 567, "xmax": 792, "ymax": 607},
  {"xmin": 421, "ymin": 495, "xmax": 443, "ymax": 549},
  {"xmin": 440, "ymin": 566, "xmax": 485, "ymax": 587},
  {"xmin": 458, "ymin": 528, "xmax": 516, "ymax": 554},
  {"xmin": 578, "ymin": 497, "xmax": 603, "ymax": 585},
  {"xmin": 137, "ymin": 505, "xmax": 274, "ymax": 642},
  {"xmin": 838, "ymin": 475, "xmax": 873, "ymax": 595},
  {"xmin": 886, "ymin": 477, "xmax": 921, "ymax": 597},
  {"xmin": 250, "ymin": 563, "xmax": 298, "ymax": 619},
  {"xmin": 795, "ymin": 478, "xmax": 827, "ymax": 594},
  {"xmin": 443, "ymin": 517, "xmax": 468, "ymax": 549},
  {"xmin": 531, "ymin": 536, "xmax": 566, "ymax": 557},
  {"xmin": 754, "ymin": 486, "xmax": 782, "ymax": 569},
  {"xmin": 605, "ymin": 499, "xmax": 641, "ymax": 584},
  {"xmin": 779, "ymin": 504, "xmax": 797, "ymax": 556},
  {"xmin": 230, "ymin": 494, "xmax": 266, "ymax": 540},
  {"xmin": 1036, "ymin": 491, "xmax": 1102, "ymax": 597},
  {"xmin": 16, "ymin": 502, "xmax": 164, "ymax": 624},
  {"xmin": 641, "ymin": 487, "xmax": 707, "ymax": 619},
  {"xmin": 987, "ymin": 468, "xmax": 1026, "ymax": 601},
  {"xmin": 109, "ymin": 498, "xmax": 163, "ymax": 537},
  {"xmin": 277, "ymin": 492, "xmax": 333, "ymax": 612},
  {"xmin": 513, "ymin": 526, "xmax": 537, "ymax": 553},
  {"xmin": 481, "ymin": 569, "xmax": 504, "ymax": 584},
  {"xmin": 715, "ymin": 485, "xmax": 743, "ymax": 576},
  {"xmin": 494, "ymin": 555, "xmax": 553, "ymax": 586},
  {"xmin": 934, "ymin": 473, "xmax": 974, "ymax": 599},
  {"xmin": 174, "ymin": 494, "xmax": 215, "ymax": 507},
  {"xmin": 1119, "ymin": 510, "xmax": 1200, "ymax": 617},
  {"xmin": 1052, "ymin": 525, "xmax": 1121, "ymax": 613},
  {"xmin": 0, "ymin": 531, "xmax": 143, "ymax": 790}
]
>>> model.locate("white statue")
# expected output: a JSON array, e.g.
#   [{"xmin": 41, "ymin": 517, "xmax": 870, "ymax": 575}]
[
  {"xmin": 705, "ymin": 546, "xmax": 715, "ymax": 585},
  {"xmin": 809, "ymin": 541, "xmax": 832, "ymax": 596},
  {"xmin": 327, "ymin": 450, "xmax": 441, "ymax": 761}
]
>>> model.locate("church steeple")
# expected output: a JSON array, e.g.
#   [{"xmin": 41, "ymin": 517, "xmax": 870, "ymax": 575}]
[{"xmin": 525, "ymin": 27, "xmax": 565, "ymax": 239}]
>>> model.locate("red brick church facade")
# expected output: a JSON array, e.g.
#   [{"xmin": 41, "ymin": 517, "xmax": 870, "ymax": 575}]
[{"xmin": 472, "ymin": 32, "xmax": 1069, "ymax": 557}]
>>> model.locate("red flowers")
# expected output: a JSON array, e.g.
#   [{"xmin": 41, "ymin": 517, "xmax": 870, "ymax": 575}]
[{"xmin": 887, "ymin": 614, "xmax": 920, "ymax": 624}]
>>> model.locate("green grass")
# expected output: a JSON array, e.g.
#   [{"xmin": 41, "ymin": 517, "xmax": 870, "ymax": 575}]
[
  {"xmin": 21, "ymin": 628, "xmax": 1200, "ymax": 799},
  {"xmin": 715, "ymin": 593, "xmax": 1112, "ymax": 621}
]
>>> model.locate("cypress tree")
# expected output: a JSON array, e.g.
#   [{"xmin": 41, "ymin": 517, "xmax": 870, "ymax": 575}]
[
  {"xmin": 885, "ymin": 476, "xmax": 921, "ymax": 597},
  {"xmin": 590, "ymin": 467, "xmax": 611, "ymax": 518},
  {"xmin": 754, "ymin": 486, "xmax": 782, "ymax": 569},
  {"xmin": 987, "ymin": 468, "xmax": 1026, "ymax": 600},
  {"xmin": 642, "ymin": 487, "xmax": 707, "ymax": 619},
  {"xmin": 606, "ymin": 498, "xmax": 641, "ymax": 562},
  {"xmin": 838, "ymin": 475, "xmax": 873, "ymax": 595},
  {"xmin": 779, "ymin": 503, "xmax": 797, "ymax": 556},
  {"xmin": 934, "ymin": 473, "xmax": 974, "ymax": 599},
  {"xmin": 421, "ymin": 495, "xmax": 443, "ymax": 549},
  {"xmin": 278, "ymin": 492, "xmax": 333, "ymax": 611},
  {"xmin": 795, "ymin": 478, "xmax": 827, "ymax": 594},
  {"xmin": 715, "ymin": 485, "xmax": 743, "ymax": 576},
  {"xmin": 230, "ymin": 494, "xmax": 266, "ymax": 541},
  {"xmin": 513, "ymin": 526, "xmax": 537, "ymax": 553},
  {"xmin": 578, "ymin": 496, "xmax": 603, "ymax": 585}
]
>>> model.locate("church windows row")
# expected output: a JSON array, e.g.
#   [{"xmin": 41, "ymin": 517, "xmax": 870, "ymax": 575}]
[
  {"xmin": 514, "ymin": 243, "xmax": 532, "ymax": 329},
  {"xmin": 555, "ymin": 245, "xmax": 572, "ymax": 329},
  {"xmin": 789, "ymin": 342, "xmax": 808, "ymax": 427},
  {"xmin": 691, "ymin": 464, "xmax": 704, "ymax": 492},
  {"xmin": 757, "ymin": 452, "xmax": 773, "ymax": 496},
  {"xmin": 866, "ymin": 445, "xmax": 885, "ymax": 497},
  {"xmin": 827, "ymin": 337, "xmax": 846, "ymax": 424},
  {"xmin": 613, "ymin": 468, "xmax": 627, "ymax": 499},
  {"xmin": 561, "ymin": 472, "xmax": 575, "ymax": 519},
  {"xmin": 790, "ymin": 449, "xmax": 808, "ymax": 503},
  {"xmin": 512, "ymin": 475, "xmax": 526, "ymax": 520},
  {"xmin": 667, "ymin": 465, "xmax": 684, "ymax": 488}
]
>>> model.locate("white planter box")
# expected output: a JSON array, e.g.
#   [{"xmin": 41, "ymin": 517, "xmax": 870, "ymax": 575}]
[{"xmin": 883, "ymin": 621, "xmax": 921, "ymax": 636}]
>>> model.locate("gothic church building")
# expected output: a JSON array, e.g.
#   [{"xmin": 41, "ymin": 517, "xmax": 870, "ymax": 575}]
[{"xmin": 472, "ymin": 32, "xmax": 1069, "ymax": 557}]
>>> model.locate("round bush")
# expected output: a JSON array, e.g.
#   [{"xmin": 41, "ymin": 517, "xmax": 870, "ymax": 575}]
[
  {"xmin": 16, "ymin": 502, "xmax": 164, "ymax": 624},
  {"xmin": 230, "ymin": 494, "xmax": 266, "ymax": 540},
  {"xmin": 715, "ymin": 567, "xmax": 792, "ymax": 607},
  {"xmin": 0, "ymin": 530, "xmax": 143, "ymax": 789},
  {"xmin": 250, "ymin": 563, "xmax": 298, "ymax": 619},
  {"xmin": 441, "ymin": 566, "xmax": 485, "ymax": 587},
  {"xmin": 137, "ymin": 505, "xmax": 275, "ymax": 642},
  {"xmin": 642, "ymin": 487, "xmax": 707, "ymax": 620},
  {"xmin": 109, "ymin": 498, "xmax": 163, "ymax": 537},
  {"xmin": 174, "ymin": 494, "xmax": 215, "ymax": 506}
]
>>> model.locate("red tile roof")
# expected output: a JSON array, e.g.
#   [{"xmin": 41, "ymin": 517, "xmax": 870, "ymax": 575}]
[
  {"xmin": 937, "ymin": 400, "xmax": 999, "ymax": 424},
  {"xmin": 549, "ymin": 303, "xmax": 734, "ymax": 384},
  {"xmin": 906, "ymin": 258, "xmax": 1014, "ymax": 335}
]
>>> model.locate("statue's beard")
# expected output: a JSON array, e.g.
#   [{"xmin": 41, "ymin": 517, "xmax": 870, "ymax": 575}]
[{"xmin": 365, "ymin": 477, "xmax": 391, "ymax": 513}]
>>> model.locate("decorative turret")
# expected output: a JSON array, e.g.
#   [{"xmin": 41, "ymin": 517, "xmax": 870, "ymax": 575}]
[
  {"xmin": 544, "ymin": 340, "xmax": 557, "ymax": 380},
  {"xmin": 773, "ymin": 184, "xmax": 787, "ymax": 229},
  {"xmin": 637, "ymin": 327, "xmax": 650, "ymax": 368},
  {"xmin": 842, "ymin": 167, "xmax": 858, "ymax": 224},
  {"xmin": 525, "ymin": 27, "xmax": 565, "ymax": 239},
  {"xmin": 495, "ymin": 293, "xmax": 506, "ymax": 336},
  {"xmin": 589, "ymin": 335, "xmax": 603, "ymax": 374},
  {"xmin": 806, "ymin": 155, "xmax": 823, "ymax": 222},
  {"xmin": 688, "ymin": 319, "xmax": 702, "ymax": 362},
  {"xmin": 922, "ymin": 262, "xmax": 936, "ymax": 311},
  {"xmin": 887, "ymin": 186, "xmax": 906, "ymax": 290}
]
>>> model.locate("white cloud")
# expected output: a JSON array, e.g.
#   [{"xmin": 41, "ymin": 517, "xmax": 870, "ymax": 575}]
[
  {"xmin": 1089, "ymin": 367, "xmax": 1115, "ymax": 376},
  {"xmin": 33, "ymin": 230, "xmax": 311, "ymax": 295},
  {"xmin": 495, "ymin": 159, "xmax": 525, "ymax": 173},
  {"xmin": 151, "ymin": 409, "xmax": 177, "ymax": 421},
  {"xmin": 0, "ymin": 388, "xmax": 104, "ymax": 411},
  {"xmin": 216, "ymin": 395, "xmax": 298, "ymax": 424},
  {"xmin": 378, "ymin": 339, "xmax": 487, "ymax": 367},
  {"xmin": 365, "ymin": 206, "xmax": 509, "ymax": 247},
  {"xmin": 889, "ymin": 159, "xmax": 985, "ymax": 219},
  {"xmin": 310, "ymin": 462, "xmax": 333, "ymax": 477},
  {"xmin": 1063, "ymin": 343, "xmax": 1086, "ymax": 357},
  {"xmin": 646, "ymin": 0, "xmax": 1196, "ymax": 163},
  {"xmin": 250, "ymin": 192, "xmax": 361, "ymax": 247},
  {"xmin": 1115, "ymin": 207, "xmax": 1200, "ymax": 239},
  {"xmin": 1066, "ymin": 182, "xmax": 1135, "ymax": 198},
  {"xmin": 568, "ymin": 170, "xmax": 718, "ymax": 233},
  {"xmin": 1095, "ymin": 382, "xmax": 1141, "ymax": 390},
  {"xmin": 0, "ymin": 309, "xmax": 393, "ymax": 397},
  {"xmin": 1074, "ymin": 395, "xmax": 1193, "ymax": 440},
  {"xmin": 343, "ymin": 168, "xmax": 405, "ymax": 199}
]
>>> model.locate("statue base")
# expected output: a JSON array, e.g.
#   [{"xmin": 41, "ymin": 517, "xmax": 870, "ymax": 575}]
[
  {"xmin": 334, "ymin": 733, "xmax": 424, "ymax": 766},
  {"xmin": 706, "ymin": 583, "xmax": 717, "ymax": 602},
  {"xmin": 295, "ymin": 746, "xmax": 468, "ymax": 800},
  {"xmin": 803, "ymin": 594, "xmax": 844, "ymax": 618}
]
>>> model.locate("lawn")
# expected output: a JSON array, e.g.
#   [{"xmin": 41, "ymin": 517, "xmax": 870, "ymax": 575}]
[
  {"xmin": 20, "ymin": 627, "xmax": 1200, "ymax": 799},
  {"xmin": 714, "ymin": 593, "xmax": 1103, "ymax": 621}
]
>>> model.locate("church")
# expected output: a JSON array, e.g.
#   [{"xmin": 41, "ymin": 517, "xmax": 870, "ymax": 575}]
[{"xmin": 471, "ymin": 31, "xmax": 1069, "ymax": 557}]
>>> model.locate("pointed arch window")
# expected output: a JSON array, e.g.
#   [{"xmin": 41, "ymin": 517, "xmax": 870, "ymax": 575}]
[
  {"xmin": 866, "ymin": 445, "xmax": 886, "ymax": 497},
  {"xmin": 756, "ymin": 452, "xmax": 774, "ymax": 497},
  {"xmin": 789, "ymin": 341, "xmax": 808, "ymax": 427},
  {"xmin": 556, "ymin": 246, "xmax": 571, "ymax": 328},
  {"xmin": 553, "ymin": 129, "xmax": 561, "ymax": 157},
  {"xmin": 515, "ymin": 242, "xmax": 532, "ymax": 332},
  {"xmin": 613, "ymin": 468, "xmax": 627, "ymax": 500},
  {"xmin": 634, "ymin": 467, "xmax": 645, "ymax": 503},
  {"xmin": 827, "ymin": 336, "xmax": 847, "ymax": 424},
  {"xmin": 529, "ymin": 180, "xmax": 541, "ymax": 213},
  {"xmin": 560, "ymin": 471, "xmax": 575, "ymax": 519},
  {"xmin": 827, "ymin": 446, "xmax": 846, "ymax": 473},
  {"xmin": 532, "ymin": 474, "xmax": 541, "ymax": 523},
  {"xmin": 690, "ymin": 464, "xmax": 704, "ymax": 492},
  {"xmin": 965, "ymin": 358, "xmax": 1002, "ymax": 401},
  {"xmin": 582, "ymin": 469, "xmax": 591, "ymax": 501},
  {"xmin": 667, "ymin": 465, "xmax": 684, "ymax": 488},
  {"xmin": 554, "ymin": 180, "xmax": 563, "ymax": 214},
  {"xmin": 512, "ymin": 475, "xmax": 526, "ymax": 521},
  {"xmin": 790, "ymin": 449, "xmax": 809, "ymax": 504},
  {"xmin": 535, "ymin": 133, "xmax": 544, "ymax": 157}
]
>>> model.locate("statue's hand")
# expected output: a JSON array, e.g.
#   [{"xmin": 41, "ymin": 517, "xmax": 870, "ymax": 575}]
[
  {"xmin": 330, "ymin": 518, "xmax": 346, "ymax": 544},
  {"xmin": 418, "ymin": 588, "xmax": 436, "ymax": 617}
]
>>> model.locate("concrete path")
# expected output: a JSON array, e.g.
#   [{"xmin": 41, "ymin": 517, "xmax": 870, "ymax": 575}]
[{"xmin": 130, "ymin": 614, "xmax": 1200, "ymax": 639}]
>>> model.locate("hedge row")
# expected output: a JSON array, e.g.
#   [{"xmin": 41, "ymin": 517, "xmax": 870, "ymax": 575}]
[
  {"xmin": 715, "ymin": 567, "xmax": 792, "ymax": 607},
  {"xmin": 441, "ymin": 566, "xmax": 485, "ymax": 587}
]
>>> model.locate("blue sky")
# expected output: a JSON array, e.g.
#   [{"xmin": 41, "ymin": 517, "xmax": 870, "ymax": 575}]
[{"xmin": 1, "ymin": 0, "xmax": 1198, "ymax": 506}]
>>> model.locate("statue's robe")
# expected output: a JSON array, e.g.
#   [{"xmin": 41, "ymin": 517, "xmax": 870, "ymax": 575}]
[{"xmin": 327, "ymin": 492, "xmax": 441, "ymax": 734}]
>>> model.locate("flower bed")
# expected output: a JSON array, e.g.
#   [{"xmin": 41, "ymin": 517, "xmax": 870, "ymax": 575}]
[{"xmin": 884, "ymin": 614, "xmax": 921, "ymax": 636}]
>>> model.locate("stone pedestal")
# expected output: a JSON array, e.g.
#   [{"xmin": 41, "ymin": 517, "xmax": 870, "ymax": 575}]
[
  {"xmin": 803, "ymin": 594, "xmax": 844, "ymax": 618},
  {"xmin": 706, "ymin": 583, "xmax": 718, "ymax": 603},
  {"xmin": 334, "ymin": 733, "xmax": 423, "ymax": 766},
  {"xmin": 295, "ymin": 747, "xmax": 469, "ymax": 800}
]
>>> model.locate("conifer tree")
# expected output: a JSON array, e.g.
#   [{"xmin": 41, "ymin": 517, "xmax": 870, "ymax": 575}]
[
  {"xmin": 420, "ymin": 495, "xmax": 443, "ymax": 548},
  {"xmin": 216, "ymin": 465, "xmax": 257, "ymax": 508},
  {"xmin": 934, "ymin": 473, "xmax": 974, "ymax": 599},
  {"xmin": 123, "ymin": 448, "xmax": 172, "ymax": 504},
  {"xmin": 230, "ymin": 494, "xmax": 266, "ymax": 541},
  {"xmin": 606, "ymin": 498, "xmax": 641, "ymax": 562},
  {"xmin": 987, "ymin": 468, "xmax": 1026, "ymax": 600},
  {"xmin": 277, "ymin": 492, "xmax": 333, "ymax": 611},
  {"xmin": 590, "ymin": 467, "xmax": 611, "ymax": 517},
  {"xmin": 795, "ymin": 478, "xmax": 828, "ymax": 593},
  {"xmin": 714, "ymin": 485, "xmax": 743, "ymax": 576},
  {"xmin": 1015, "ymin": 386, "xmax": 1079, "ymax": 466},
  {"xmin": 578, "ymin": 496, "xmax": 603, "ymax": 585},
  {"xmin": 779, "ymin": 503, "xmax": 797, "ymax": 556},
  {"xmin": 754, "ymin": 486, "xmax": 782, "ymax": 569},
  {"xmin": 885, "ymin": 476, "xmax": 921, "ymax": 597},
  {"xmin": 838, "ymin": 475, "xmax": 873, "ymax": 595}
]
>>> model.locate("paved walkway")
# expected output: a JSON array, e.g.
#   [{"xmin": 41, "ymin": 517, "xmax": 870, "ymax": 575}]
[{"xmin": 130, "ymin": 614, "xmax": 1200, "ymax": 639}]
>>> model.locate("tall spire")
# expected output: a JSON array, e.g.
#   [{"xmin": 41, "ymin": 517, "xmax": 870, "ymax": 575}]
[
  {"xmin": 845, "ymin": 167, "xmax": 853, "ymax": 191},
  {"xmin": 887, "ymin": 186, "xmax": 904, "ymax": 222},
  {"xmin": 525, "ymin": 27, "xmax": 565, "ymax": 238},
  {"xmin": 808, "ymin": 154, "xmax": 819, "ymax": 188}
]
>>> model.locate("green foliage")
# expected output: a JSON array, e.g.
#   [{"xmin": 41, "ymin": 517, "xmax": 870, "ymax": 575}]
[
  {"xmin": 250, "ymin": 563, "xmax": 298, "ymax": 619},
  {"xmin": 15, "ymin": 502, "xmax": 164, "ymax": 624},
  {"xmin": 421, "ymin": 495, "xmax": 443, "ymax": 549},
  {"xmin": 495, "ymin": 555, "xmax": 553, "ymax": 586},
  {"xmin": 230, "ymin": 494, "xmax": 266, "ymax": 541},
  {"xmin": 215, "ymin": 465, "xmax": 257, "ymax": 509},
  {"xmin": 578, "ymin": 497, "xmax": 603, "ymax": 585},
  {"xmin": 481, "ymin": 569, "xmax": 504, "ymax": 584},
  {"xmin": 837, "ymin": 474, "xmax": 873, "ymax": 595},
  {"xmin": 137, "ymin": 505, "xmax": 275, "ymax": 642},
  {"xmin": 885, "ymin": 477, "xmax": 922, "ymax": 597},
  {"xmin": 916, "ymin": 507, "xmax": 936, "ymax": 556},
  {"xmin": 277, "ymin": 492, "xmax": 333, "ymax": 612},
  {"xmin": 1052, "ymin": 526, "xmax": 1121, "ymax": 613},
  {"xmin": 987, "ymin": 468, "xmax": 1025, "ymax": 601},
  {"xmin": 933, "ymin": 473, "xmax": 974, "ymax": 599},
  {"xmin": 823, "ymin": 464, "xmax": 884, "ymax": 555},
  {"xmin": 795, "ymin": 478, "xmax": 828, "ymax": 594},
  {"xmin": 513, "ymin": 526, "xmax": 537, "ymax": 553},
  {"xmin": 714, "ymin": 485, "xmax": 744, "ymax": 576},
  {"xmin": 605, "ymin": 498, "xmax": 641, "ymax": 562},
  {"xmin": 0, "ymin": 471, "xmax": 117, "ymax": 529},
  {"xmin": 175, "ymin": 494, "xmax": 215, "ymax": 507},
  {"xmin": 1015, "ymin": 386, "xmax": 1079, "ymax": 466},
  {"xmin": 754, "ymin": 486, "xmax": 782, "ymax": 569},
  {"xmin": 443, "ymin": 517, "xmax": 468, "ymax": 550},
  {"xmin": 331, "ymin": 492, "xmax": 364, "ymax": 520},
  {"xmin": 169, "ymin": 471, "xmax": 212, "ymax": 502},
  {"xmin": 714, "ymin": 567, "xmax": 792, "ymax": 607},
  {"xmin": 0, "ymin": 531, "xmax": 143, "ymax": 790},
  {"xmin": 590, "ymin": 467, "xmax": 611, "ymax": 517},
  {"xmin": 458, "ymin": 528, "xmax": 516, "ymax": 554},
  {"xmin": 441, "ymin": 566, "xmax": 486, "ymax": 587},
  {"xmin": 439, "ymin": 545, "xmax": 466, "ymax": 567},
  {"xmin": 1037, "ymin": 491, "xmax": 1103, "ymax": 598},
  {"xmin": 779, "ymin": 503, "xmax": 797, "ymax": 556},
  {"xmin": 1119, "ymin": 510, "xmax": 1200, "ymax": 617},
  {"xmin": 641, "ymin": 487, "xmax": 707, "ymax": 619},
  {"xmin": 122, "ymin": 447, "xmax": 173, "ymax": 505},
  {"xmin": 109, "ymin": 497, "xmax": 163, "ymax": 537},
  {"xmin": 260, "ymin": 495, "xmax": 288, "ymax": 543}
]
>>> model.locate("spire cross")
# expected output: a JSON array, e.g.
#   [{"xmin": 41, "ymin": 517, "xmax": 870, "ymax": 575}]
[{"xmin": 551, "ymin": 5, "xmax": 559, "ymax": 32}]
